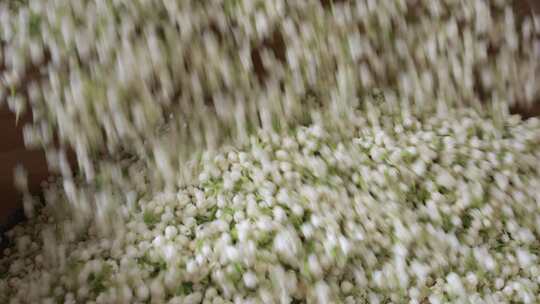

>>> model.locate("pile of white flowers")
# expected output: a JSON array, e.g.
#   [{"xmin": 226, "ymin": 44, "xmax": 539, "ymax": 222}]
[
  {"xmin": 1, "ymin": 0, "xmax": 540, "ymax": 303},
  {"xmin": 2, "ymin": 108, "xmax": 540, "ymax": 303}
]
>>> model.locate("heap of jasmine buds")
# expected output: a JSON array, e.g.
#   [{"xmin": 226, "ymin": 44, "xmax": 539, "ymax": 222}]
[{"xmin": 1, "ymin": 0, "xmax": 540, "ymax": 303}]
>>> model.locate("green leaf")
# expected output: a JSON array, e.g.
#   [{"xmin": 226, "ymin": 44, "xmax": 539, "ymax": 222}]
[
  {"xmin": 222, "ymin": 207, "xmax": 235, "ymax": 216},
  {"xmin": 417, "ymin": 185, "xmax": 430, "ymax": 203},
  {"xmin": 330, "ymin": 247, "xmax": 339, "ymax": 258},
  {"xmin": 305, "ymin": 241, "xmax": 316, "ymax": 254},
  {"xmin": 227, "ymin": 263, "xmax": 244, "ymax": 282},
  {"xmin": 301, "ymin": 259, "xmax": 313, "ymax": 281},
  {"xmin": 455, "ymin": 154, "xmax": 468, "ymax": 166},
  {"xmin": 257, "ymin": 232, "xmax": 274, "ymax": 248},
  {"xmin": 29, "ymin": 13, "xmax": 41, "ymax": 37},
  {"xmin": 88, "ymin": 264, "xmax": 113, "ymax": 295},
  {"xmin": 231, "ymin": 227, "xmax": 238, "ymax": 242},
  {"xmin": 143, "ymin": 211, "xmax": 159, "ymax": 227},
  {"xmin": 203, "ymin": 179, "xmax": 223, "ymax": 197},
  {"xmin": 233, "ymin": 262, "xmax": 244, "ymax": 275},
  {"xmin": 290, "ymin": 217, "xmax": 303, "ymax": 230},
  {"xmin": 401, "ymin": 151, "xmax": 417, "ymax": 164},
  {"xmin": 441, "ymin": 215, "xmax": 453, "ymax": 233},
  {"xmin": 137, "ymin": 254, "xmax": 166, "ymax": 278},
  {"xmin": 176, "ymin": 282, "xmax": 193, "ymax": 295},
  {"xmin": 150, "ymin": 259, "xmax": 166, "ymax": 278},
  {"xmin": 196, "ymin": 239, "xmax": 205, "ymax": 251},
  {"xmin": 195, "ymin": 214, "xmax": 212, "ymax": 224},
  {"xmin": 464, "ymin": 253, "xmax": 477, "ymax": 271},
  {"xmin": 259, "ymin": 207, "xmax": 273, "ymax": 216},
  {"xmin": 200, "ymin": 275, "xmax": 210, "ymax": 286},
  {"xmin": 272, "ymin": 114, "xmax": 282, "ymax": 132}
]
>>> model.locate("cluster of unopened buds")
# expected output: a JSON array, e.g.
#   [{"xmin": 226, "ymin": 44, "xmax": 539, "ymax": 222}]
[
  {"xmin": 1, "ymin": 0, "xmax": 540, "ymax": 303},
  {"xmin": 2, "ymin": 109, "xmax": 540, "ymax": 303}
]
